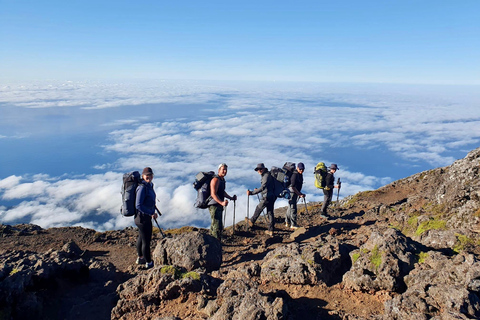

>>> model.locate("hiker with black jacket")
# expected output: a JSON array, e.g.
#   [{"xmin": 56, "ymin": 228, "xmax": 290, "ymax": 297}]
[
  {"xmin": 135, "ymin": 167, "xmax": 157, "ymax": 269},
  {"xmin": 207, "ymin": 163, "xmax": 237, "ymax": 240},
  {"xmin": 245, "ymin": 163, "xmax": 276, "ymax": 236},
  {"xmin": 321, "ymin": 163, "xmax": 340, "ymax": 218},
  {"xmin": 286, "ymin": 162, "xmax": 305, "ymax": 229}
]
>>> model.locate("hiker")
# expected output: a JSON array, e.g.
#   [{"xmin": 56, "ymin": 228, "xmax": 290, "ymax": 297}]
[
  {"xmin": 245, "ymin": 163, "xmax": 276, "ymax": 236},
  {"xmin": 135, "ymin": 167, "xmax": 157, "ymax": 269},
  {"xmin": 321, "ymin": 163, "xmax": 340, "ymax": 218},
  {"xmin": 286, "ymin": 162, "xmax": 305, "ymax": 229},
  {"xmin": 207, "ymin": 163, "xmax": 237, "ymax": 240}
]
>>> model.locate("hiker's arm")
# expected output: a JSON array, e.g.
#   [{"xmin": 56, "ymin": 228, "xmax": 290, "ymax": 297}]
[
  {"xmin": 136, "ymin": 185, "xmax": 154, "ymax": 215},
  {"xmin": 290, "ymin": 186, "xmax": 304, "ymax": 197},
  {"xmin": 251, "ymin": 174, "xmax": 267, "ymax": 195},
  {"xmin": 224, "ymin": 191, "xmax": 236, "ymax": 201},
  {"xmin": 210, "ymin": 178, "xmax": 228, "ymax": 206}
]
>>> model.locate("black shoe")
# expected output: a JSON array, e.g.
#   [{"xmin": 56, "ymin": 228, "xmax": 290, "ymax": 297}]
[{"xmin": 145, "ymin": 261, "xmax": 154, "ymax": 269}]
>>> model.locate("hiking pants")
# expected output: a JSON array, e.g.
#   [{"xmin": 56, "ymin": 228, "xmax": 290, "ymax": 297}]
[
  {"xmin": 251, "ymin": 196, "xmax": 275, "ymax": 231},
  {"xmin": 209, "ymin": 205, "xmax": 224, "ymax": 240},
  {"xmin": 135, "ymin": 212, "xmax": 153, "ymax": 263},
  {"xmin": 321, "ymin": 188, "xmax": 334, "ymax": 214},
  {"xmin": 286, "ymin": 194, "xmax": 298, "ymax": 226}
]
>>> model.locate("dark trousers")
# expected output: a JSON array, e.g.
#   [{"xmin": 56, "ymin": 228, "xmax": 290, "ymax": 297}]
[
  {"xmin": 251, "ymin": 196, "xmax": 275, "ymax": 231},
  {"xmin": 321, "ymin": 188, "xmax": 333, "ymax": 214},
  {"xmin": 286, "ymin": 194, "xmax": 298, "ymax": 226},
  {"xmin": 135, "ymin": 213, "xmax": 153, "ymax": 263}
]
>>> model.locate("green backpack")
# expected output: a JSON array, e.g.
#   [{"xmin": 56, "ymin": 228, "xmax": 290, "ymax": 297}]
[{"xmin": 314, "ymin": 162, "xmax": 327, "ymax": 189}]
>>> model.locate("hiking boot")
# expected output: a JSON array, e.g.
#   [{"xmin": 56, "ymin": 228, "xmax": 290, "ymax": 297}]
[
  {"xmin": 290, "ymin": 225, "xmax": 299, "ymax": 230},
  {"xmin": 245, "ymin": 217, "xmax": 254, "ymax": 228},
  {"xmin": 319, "ymin": 214, "xmax": 329, "ymax": 219},
  {"xmin": 285, "ymin": 222, "xmax": 291, "ymax": 228},
  {"xmin": 145, "ymin": 261, "xmax": 154, "ymax": 269},
  {"xmin": 264, "ymin": 230, "xmax": 274, "ymax": 236},
  {"xmin": 136, "ymin": 257, "xmax": 145, "ymax": 265}
]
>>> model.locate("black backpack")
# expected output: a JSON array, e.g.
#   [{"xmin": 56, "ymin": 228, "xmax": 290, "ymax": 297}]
[
  {"xmin": 282, "ymin": 162, "xmax": 296, "ymax": 187},
  {"xmin": 270, "ymin": 166, "xmax": 291, "ymax": 199},
  {"xmin": 121, "ymin": 171, "xmax": 141, "ymax": 217},
  {"xmin": 193, "ymin": 171, "xmax": 215, "ymax": 209}
]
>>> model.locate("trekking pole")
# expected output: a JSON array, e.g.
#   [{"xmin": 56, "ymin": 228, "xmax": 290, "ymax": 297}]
[
  {"xmin": 223, "ymin": 203, "xmax": 227, "ymax": 229},
  {"xmin": 303, "ymin": 196, "xmax": 309, "ymax": 215},
  {"xmin": 232, "ymin": 199, "xmax": 236, "ymax": 234},
  {"xmin": 247, "ymin": 194, "xmax": 250, "ymax": 219},
  {"xmin": 155, "ymin": 205, "xmax": 162, "ymax": 216},
  {"xmin": 336, "ymin": 178, "xmax": 341, "ymax": 202},
  {"xmin": 153, "ymin": 217, "xmax": 166, "ymax": 238}
]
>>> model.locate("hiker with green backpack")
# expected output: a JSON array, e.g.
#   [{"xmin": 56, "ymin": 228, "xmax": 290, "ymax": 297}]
[{"xmin": 207, "ymin": 163, "xmax": 237, "ymax": 241}]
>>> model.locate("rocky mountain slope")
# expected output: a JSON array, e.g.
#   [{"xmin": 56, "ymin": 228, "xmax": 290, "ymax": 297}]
[{"xmin": 1, "ymin": 147, "xmax": 480, "ymax": 320}]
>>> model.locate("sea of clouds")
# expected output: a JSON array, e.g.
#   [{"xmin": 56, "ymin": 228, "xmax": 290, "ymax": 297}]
[{"xmin": 0, "ymin": 80, "xmax": 479, "ymax": 231}]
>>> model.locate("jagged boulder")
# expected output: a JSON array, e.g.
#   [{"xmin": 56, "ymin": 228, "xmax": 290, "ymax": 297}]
[
  {"xmin": 0, "ymin": 242, "xmax": 89, "ymax": 320},
  {"xmin": 260, "ymin": 237, "xmax": 349, "ymax": 285},
  {"xmin": 343, "ymin": 228, "xmax": 418, "ymax": 292},
  {"xmin": 152, "ymin": 231, "xmax": 222, "ymax": 272},
  {"xmin": 112, "ymin": 266, "xmax": 219, "ymax": 320},
  {"xmin": 202, "ymin": 276, "xmax": 287, "ymax": 320},
  {"xmin": 260, "ymin": 243, "xmax": 320, "ymax": 285},
  {"xmin": 383, "ymin": 251, "xmax": 480, "ymax": 319},
  {"xmin": 302, "ymin": 235, "xmax": 351, "ymax": 285}
]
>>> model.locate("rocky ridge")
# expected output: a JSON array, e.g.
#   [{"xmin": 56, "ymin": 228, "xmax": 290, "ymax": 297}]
[{"xmin": 1, "ymin": 147, "xmax": 480, "ymax": 320}]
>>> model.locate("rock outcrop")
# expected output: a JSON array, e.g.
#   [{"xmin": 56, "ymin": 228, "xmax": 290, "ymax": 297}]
[
  {"xmin": 384, "ymin": 252, "xmax": 480, "ymax": 319},
  {"xmin": 152, "ymin": 231, "xmax": 222, "ymax": 272},
  {"xmin": 343, "ymin": 228, "xmax": 418, "ymax": 293}
]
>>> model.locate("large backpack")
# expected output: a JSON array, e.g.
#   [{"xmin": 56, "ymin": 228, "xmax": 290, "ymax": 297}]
[
  {"xmin": 314, "ymin": 162, "xmax": 327, "ymax": 189},
  {"xmin": 193, "ymin": 171, "xmax": 215, "ymax": 209},
  {"xmin": 282, "ymin": 162, "xmax": 296, "ymax": 188},
  {"xmin": 121, "ymin": 171, "xmax": 141, "ymax": 217},
  {"xmin": 270, "ymin": 166, "xmax": 291, "ymax": 199}
]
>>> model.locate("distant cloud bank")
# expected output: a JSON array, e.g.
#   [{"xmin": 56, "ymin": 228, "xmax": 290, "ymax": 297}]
[{"xmin": 1, "ymin": 80, "xmax": 479, "ymax": 230}]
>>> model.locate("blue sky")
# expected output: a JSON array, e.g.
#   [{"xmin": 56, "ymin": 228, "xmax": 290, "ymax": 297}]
[{"xmin": 1, "ymin": 1, "xmax": 479, "ymax": 84}]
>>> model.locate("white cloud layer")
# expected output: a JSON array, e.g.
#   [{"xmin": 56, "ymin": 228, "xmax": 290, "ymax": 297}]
[{"xmin": 1, "ymin": 80, "xmax": 479, "ymax": 230}]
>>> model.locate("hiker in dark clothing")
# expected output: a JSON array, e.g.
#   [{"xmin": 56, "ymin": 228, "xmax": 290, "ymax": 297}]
[
  {"xmin": 207, "ymin": 163, "xmax": 237, "ymax": 240},
  {"xmin": 286, "ymin": 162, "xmax": 305, "ymax": 229},
  {"xmin": 321, "ymin": 163, "xmax": 340, "ymax": 218},
  {"xmin": 135, "ymin": 167, "xmax": 158, "ymax": 269},
  {"xmin": 246, "ymin": 163, "xmax": 276, "ymax": 236}
]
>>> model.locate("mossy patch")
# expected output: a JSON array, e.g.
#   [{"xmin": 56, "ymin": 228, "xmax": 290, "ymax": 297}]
[
  {"xmin": 415, "ymin": 218, "xmax": 446, "ymax": 236},
  {"xmin": 352, "ymin": 252, "xmax": 361, "ymax": 263},
  {"xmin": 370, "ymin": 245, "xmax": 382, "ymax": 270},
  {"xmin": 160, "ymin": 265, "xmax": 181, "ymax": 278},
  {"xmin": 453, "ymin": 233, "xmax": 475, "ymax": 253},
  {"xmin": 416, "ymin": 252, "xmax": 429, "ymax": 264},
  {"xmin": 160, "ymin": 265, "xmax": 201, "ymax": 280},
  {"xmin": 181, "ymin": 271, "xmax": 201, "ymax": 280}
]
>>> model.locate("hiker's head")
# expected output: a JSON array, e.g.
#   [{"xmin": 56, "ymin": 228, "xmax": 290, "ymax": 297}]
[
  {"xmin": 218, "ymin": 163, "xmax": 228, "ymax": 177},
  {"xmin": 297, "ymin": 162, "xmax": 305, "ymax": 173},
  {"xmin": 329, "ymin": 164, "xmax": 339, "ymax": 172},
  {"xmin": 142, "ymin": 167, "xmax": 154, "ymax": 181},
  {"xmin": 254, "ymin": 163, "xmax": 267, "ymax": 174}
]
